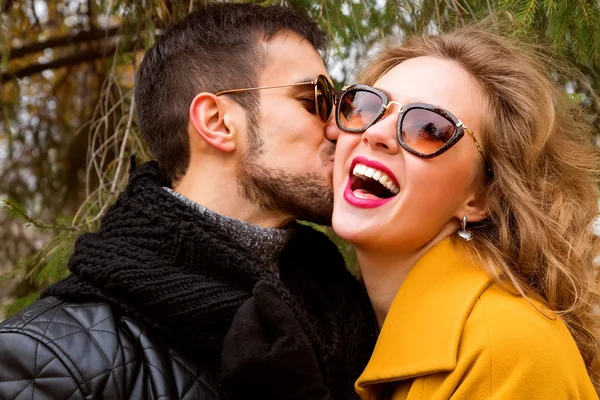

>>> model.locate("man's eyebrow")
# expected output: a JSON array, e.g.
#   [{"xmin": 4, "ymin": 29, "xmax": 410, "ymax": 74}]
[{"xmin": 294, "ymin": 76, "xmax": 316, "ymax": 84}]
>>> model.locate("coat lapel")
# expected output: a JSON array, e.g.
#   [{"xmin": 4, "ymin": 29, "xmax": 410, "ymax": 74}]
[{"xmin": 357, "ymin": 238, "xmax": 492, "ymax": 393}]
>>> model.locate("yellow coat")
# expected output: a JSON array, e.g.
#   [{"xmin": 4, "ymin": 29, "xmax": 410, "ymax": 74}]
[{"xmin": 355, "ymin": 238, "xmax": 598, "ymax": 400}]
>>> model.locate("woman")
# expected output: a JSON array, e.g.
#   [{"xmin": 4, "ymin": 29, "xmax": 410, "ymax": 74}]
[{"xmin": 332, "ymin": 27, "xmax": 600, "ymax": 399}]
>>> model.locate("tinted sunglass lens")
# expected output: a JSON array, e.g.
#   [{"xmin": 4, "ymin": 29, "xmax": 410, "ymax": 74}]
[
  {"xmin": 338, "ymin": 90, "xmax": 383, "ymax": 131},
  {"xmin": 401, "ymin": 108, "xmax": 456, "ymax": 155},
  {"xmin": 316, "ymin": 75, "xmax": 334, "ymax": 122}
]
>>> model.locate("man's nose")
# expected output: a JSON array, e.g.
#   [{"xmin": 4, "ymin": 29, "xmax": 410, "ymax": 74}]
[{"xmin": 325, "ymin": 117, "xmax": 342, "ymax": 142}]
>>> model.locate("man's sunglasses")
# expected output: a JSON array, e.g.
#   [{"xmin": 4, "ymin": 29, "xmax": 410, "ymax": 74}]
[
  {"xmin": 336, "ymin": 84, "xmax": 490, "ymax": 171},
  {"xmin": 216, "ymin": 74, "xmax": 337, "ymax": 123}
]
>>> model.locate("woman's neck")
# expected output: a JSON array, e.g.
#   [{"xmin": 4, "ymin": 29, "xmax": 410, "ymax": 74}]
[
  {"xmin": 357, "ymin": 229, "xmax": 458, "ymax": 327},
  {"xmin": 356, "ymin": 249, "xmax": 417, "ymax": 327}
]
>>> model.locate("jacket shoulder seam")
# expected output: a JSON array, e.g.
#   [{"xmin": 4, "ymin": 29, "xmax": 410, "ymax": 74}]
[
  {"xmin": 6, "ymin": 298, "xmax": 66, "ymax": 329},
  {"xmin": 0, "ymin": 328, "xmax": 88, "ymax": 397}
]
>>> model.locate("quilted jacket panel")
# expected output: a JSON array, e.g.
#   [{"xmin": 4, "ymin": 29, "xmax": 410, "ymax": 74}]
[{"xmin": 0, "ymin": 297, "xmax": 219, "ymax": 400}]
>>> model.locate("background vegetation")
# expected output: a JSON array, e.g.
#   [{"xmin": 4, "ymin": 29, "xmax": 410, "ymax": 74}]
[{"xmin": 1, "ymin": 0, "xmax": 599, "ymax": 317}]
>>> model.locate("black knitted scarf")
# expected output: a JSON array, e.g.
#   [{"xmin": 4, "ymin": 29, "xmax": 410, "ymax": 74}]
[
  {"xmin": 162, "ymin": 186, "xmax": 293, "ymax": 270},
  {"xmin": 42, "ymin": 161, "xmax": 377, "ymax": 398}
]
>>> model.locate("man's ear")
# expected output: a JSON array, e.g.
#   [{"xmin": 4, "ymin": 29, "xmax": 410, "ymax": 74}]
[{"xmin": 189, "ymin": 93, "xmax": 236, "ymax": 153}]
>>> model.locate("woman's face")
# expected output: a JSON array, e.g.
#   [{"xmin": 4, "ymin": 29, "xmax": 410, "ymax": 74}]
[{"xmin": 332, "ymin": 56, "xmax": 488, "ymax": 253}]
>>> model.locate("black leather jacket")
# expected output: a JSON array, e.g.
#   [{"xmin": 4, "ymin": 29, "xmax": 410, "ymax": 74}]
[{"xmin": 0, "ymin": 296, "xmax": 218, "ymax": 399}]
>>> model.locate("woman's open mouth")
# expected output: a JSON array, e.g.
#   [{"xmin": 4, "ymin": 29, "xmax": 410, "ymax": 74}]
[{"xmin": 344, "ymin": 157, "xmax": 400, "ymax": 209}]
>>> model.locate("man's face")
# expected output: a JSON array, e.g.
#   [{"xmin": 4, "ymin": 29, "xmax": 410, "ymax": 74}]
[{"xmin": 237, "ymin": 33, "xmax": 336, "ymax": 225}]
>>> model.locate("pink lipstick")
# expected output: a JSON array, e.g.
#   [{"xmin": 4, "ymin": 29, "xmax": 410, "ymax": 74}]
[{"xmin": 343, "ymin": 156, "xmax": 399, "ymax": 209}]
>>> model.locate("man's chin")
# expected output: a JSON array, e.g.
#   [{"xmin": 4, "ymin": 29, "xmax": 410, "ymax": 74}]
[
  {"xmin": 291, "ymin": 182, "xmax": 333, "ymax": 226},
  {"xmin": 237, "ymin": 162, "xmax": 334, "ymax": 226},
  {"xmin": 300, "ymin": 208, "xmax": 333, "ymax": 227}
]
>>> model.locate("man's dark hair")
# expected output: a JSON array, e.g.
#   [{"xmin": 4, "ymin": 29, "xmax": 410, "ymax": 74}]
[{"xmin": 134, "ymin": 3, "xmax": 326, "ymax": 183}]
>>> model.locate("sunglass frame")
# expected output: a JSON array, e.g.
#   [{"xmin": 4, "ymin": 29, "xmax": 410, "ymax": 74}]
[
  {"xmin": 336, "ymin": 84, "xmax": 479, "ymax": 159},
  {"xmin": 216, "ymin": 74, "xmax": 337, "ymax": 123}
]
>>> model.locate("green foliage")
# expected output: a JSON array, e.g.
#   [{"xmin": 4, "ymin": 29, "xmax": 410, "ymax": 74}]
[
  {"xmin": 3, "ymin": 291, "xmax": 40, "ymax": 317},
  {"xmin": 499, "ymin": 0, "xmax": 600, "ymax": 64},
  {"xmin": 1, "ymin": 198, "xmax": 75, "ymax": 315}
]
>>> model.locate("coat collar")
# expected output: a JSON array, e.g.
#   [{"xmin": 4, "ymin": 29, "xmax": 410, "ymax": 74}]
[{"xmin": 357, "ymin": 237, "xmax": 492, "ymax": 390}]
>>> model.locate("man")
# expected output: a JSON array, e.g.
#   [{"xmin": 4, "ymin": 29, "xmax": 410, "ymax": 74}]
[{"xmin": 0, "ymin": 3, "xmax": 377, "ymax": 399}]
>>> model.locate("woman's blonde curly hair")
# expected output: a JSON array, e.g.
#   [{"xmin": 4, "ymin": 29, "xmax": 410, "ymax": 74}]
[{"xmin": 358, "ymin": 27, "xmax": 600, "ymax": 389}]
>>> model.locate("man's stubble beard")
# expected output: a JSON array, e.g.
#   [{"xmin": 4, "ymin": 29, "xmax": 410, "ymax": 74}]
[{"xmin": 237, "ymin": 125, "xmax": 335, "ymax": 226}]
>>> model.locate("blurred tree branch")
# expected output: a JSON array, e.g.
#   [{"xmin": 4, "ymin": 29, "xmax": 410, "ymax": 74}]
[
  {"xmin": 2, "ymin": 38, "xmax": 142, "ymax": 82},
  {"xmin": 8, "ymin": 26, "xmax": 121, "ymax": 60},
  {"xmin": 2, "ymin": 45, "xmax": 116, "ymax": 82}
]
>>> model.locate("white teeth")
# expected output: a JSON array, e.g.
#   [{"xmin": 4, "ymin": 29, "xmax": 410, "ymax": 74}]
[
  {"xmin": 353, "ymin": 164, "xmax": 369, "ymax": 180},
  {"xmin": 351, "ymin": 162, "xmax": 400, "ymax": 195},
  {"xmin": 387, "ymin": 180, "xmax": 399, "ymax": 194}
]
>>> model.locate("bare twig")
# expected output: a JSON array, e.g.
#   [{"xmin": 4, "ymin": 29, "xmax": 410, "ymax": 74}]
[{"xmin": 4, "ymin": 199, "xmax": 75, "ymax": 232}]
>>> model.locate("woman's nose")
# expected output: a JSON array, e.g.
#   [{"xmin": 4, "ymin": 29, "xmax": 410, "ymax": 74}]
[{"xmin": 361, "ymin": 115, "xmax": 399, "ymax": 153}]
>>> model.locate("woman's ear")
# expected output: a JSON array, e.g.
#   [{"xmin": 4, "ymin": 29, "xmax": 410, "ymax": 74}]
[
  {"xmin": 189, "ymin": 93, "xmax": 236, "ymax": 153},
  {"xmin": 457, "ymin": 192, "xmax": 489, "ymax": 224}
]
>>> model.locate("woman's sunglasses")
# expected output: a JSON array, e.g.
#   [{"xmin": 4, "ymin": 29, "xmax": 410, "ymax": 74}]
[
  {"xmin": 336, "ymin": 84, "xmax": 490, "ymax": 169},
  {"xmin": 216, "ymin": 74, "xmax": 337, "ymax": 123}
]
